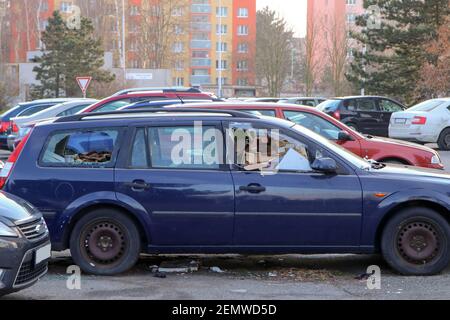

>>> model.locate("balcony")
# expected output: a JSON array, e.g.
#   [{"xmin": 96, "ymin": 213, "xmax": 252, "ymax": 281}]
[
  {"xmin": 191, "ymin": 22, "xmax": 211, "ymax": 32},
  {"xmin": 191, "ymin": 40, "xmax": 211, "ymax": 49},
  {"xmin": 191, "ymin": 58, "xmax": 211, "ymax": 67},
  {"xmin": 191, "ymin": 4, "xmax": 211, "ymax": 14},
  {"xmin": 191, "ymin": 75, "xmax": 211, "ymax": 85}
]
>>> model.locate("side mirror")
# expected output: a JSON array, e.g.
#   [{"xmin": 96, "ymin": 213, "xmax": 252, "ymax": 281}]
[
  {"xmin": 311, "ymin": 157, "xmax": 337, "ymax": 173},
  {"xmin": 338, "ymin": 131, "xmax": 354, "ymax": 141}
]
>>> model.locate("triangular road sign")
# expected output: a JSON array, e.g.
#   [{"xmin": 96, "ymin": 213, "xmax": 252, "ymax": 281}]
[{"xmin": 76, "ymin": 76, "xmax": 92, "ymax": 96}]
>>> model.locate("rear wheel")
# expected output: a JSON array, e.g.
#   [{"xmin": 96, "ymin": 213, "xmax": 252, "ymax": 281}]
[
  {"xmin": 70, "ymin": 208, "xmax": 141, "ymax": 275},
  {"xmin": 438, "ymin": 128, "xmax": 450, "ymax": 150},
  {"xmin": 381, "ymin": 207, "xmax": 450, "ymax": 275}
]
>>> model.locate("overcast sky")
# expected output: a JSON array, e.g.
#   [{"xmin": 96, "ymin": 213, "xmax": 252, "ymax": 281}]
[{"xmin": 256, "ymin": 0, "xmax": 308, "ymax": 38}]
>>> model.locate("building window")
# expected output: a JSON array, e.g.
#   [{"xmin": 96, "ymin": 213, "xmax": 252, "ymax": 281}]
[
  {"xmin": 173, "ymin": 42, "xmax": 184, "ymax": 53},
  {"xmin": 174, "ymin": 25, "xmax": 184, "ymax": 35},
  {"xmin": 192, "ymin": 51, "xmax": 210, "ymax": 58},
  {"xmin": 238, "ymin": 8, "xmax": 248, "ymax": 18},
  {"xmin": 171, "ymin": 7, "xmax": 184, "ymax": 16},
  {"xmin": 237, "ymin": 25, "xmax": 249, "ymax": 36},
  {"xmin": 216, "ymin": 7, "xmax": 228, "ymax": 17},
  {"xmin": 347, "ymin": 14, "xmax": 356, "ymax": 24},
  {"xmin": 174, "ymin": 60, "xmax": 184, "ymax": 70},
  {"xmin": 216, "ymin": 77, "xmax": 227, "ymax": 85},
  {"xmin": 238, "ymin": 43, "xmax": 248, "ymax": 53},
  {"xmin": 129, "ymin": 5, "xmax": 139, "ymax": 16},
  {"xmin": 60, "ymin": 2, "xmax": 72, "ymax": 13},
  {"xmin": 237, "ymin": 60, "xmax": 248, "ymax": 71},
  {"xmin": 130, "ymin": 60, "xmax": 140, "ymax": 68},
  {"xmin": 216, "ymin": 42, "xmax": 227, "ymax": 52},
  {"xmin": 346, "ymin": 0, "xmax": 356, "ymax": 5},
  {"xmin": 216, "ymin": 60, "xmax": 227, "ymax": 70},
  {"xmin": 40, "ymin": 0, "xmax": 49, "ymax": 12},
  {"xmin": 347, "ymin": 47, "xmax": 355, "ymax": 58},
  {"xmin": 237, "ymin": 78, "xmax": 248, "ymax": 86},
  {"xmin": 173, "ymin": 77, "xmax": 185, "ymax": 86},
  {"xmin": 216, "ymin": 24, "xmax": 228, "ymax": 35}
]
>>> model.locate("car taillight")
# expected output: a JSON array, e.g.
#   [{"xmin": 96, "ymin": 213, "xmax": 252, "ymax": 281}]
[
  {"xmin": 412, "ymin": 116, "xmax": 427, "ymax": 125},
  {"xmin": 0, "ymin": 121, "xmax": 10, "ymax": 133},
  {"xmin": 11, "ymin": 121, "xmax": 19, "ymax": 133},
  {"xmin": 333, "ymin": 110, "xmax": 341, "ymax": 120},
  {"xmin": 0, "ymin": 132, "xmax": 30, "ymax": 189}
]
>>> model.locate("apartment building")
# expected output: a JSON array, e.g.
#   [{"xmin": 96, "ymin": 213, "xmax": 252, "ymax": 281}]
[{"xmin": 1, "ymin": 0, "xmax": 256, "ymax": 97}]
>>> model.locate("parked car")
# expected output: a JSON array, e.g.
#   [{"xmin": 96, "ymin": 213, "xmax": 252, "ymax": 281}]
[
  {"xmin": 244, "ymin": 97, "xmax": 283, "ymax": 103},
  {"xmin": 119, "ymin": 99, "xmax": 215, "ymax": 111},
  {"xmin": 389, "ymin": 98, "xmax": 450, "ymax": 150},
  {"xmin": 8, "ymin": 99, "xmax": 98, "ymax": 151},
  {"xmin": 317, "ymin": 96, "xmax": 406, "ymax": 137},
  {"xmin": 0, "ymin": 99, "xmax": 75, "ymax": 150},
  {"xmin": 2, "ymin": 108, "xmax": 450, "ymax": 276},
  {"xmin": 176, "ymin": 103, "xmax": 443, "ymax": 169},
  {"xmin": 79, "ymin": 89, "xmax": 220, "ymax": 113},
  {"xmin": 112, "ymin": 86, "xmax": 214, "ymax": 97},
  {"xmin": 278, "ymin": 97, "xmax": 327, "ymax": 107},
  {"xmin": 0, "ymin": 192, "xmax": 50, "ymax": 296}
]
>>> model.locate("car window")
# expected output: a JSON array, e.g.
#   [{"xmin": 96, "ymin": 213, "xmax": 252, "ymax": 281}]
[
  {"xmin": 283, "ymin": 111, "xmax": 342, "ymax": 140},
  {"xmin": 130, "ymin": 128, "xmax": 148, "ymax": 168},
  {"xmin": 93, "ymin": 99, "xmax": 132, "ymax": 113},
  {"xmin": 229, "ymin": 125, "xmax": 327, "ymax": 173},
  {"xmin": 241, "ymin": 109, "xmax": 276, "ymax": 117},
  {"xmin": 343, "ymin": 99, "xmax": 357, "ymax": 111},
  {"xmin": 18, "ymin": 104, "xmax": 53, "ymax": 117},
  {"xmin": 41, "ymin": 128, "xmax": 120, "ymax": 167},
  {"xmin": 409, "ymin": 100, "xmax": 446, "ymax": 112},
  {"xmin": 317, "ymin": 100, "xmax": 341, "ymax": 112},
  {"xmin": 57, "ymin": 104, "xmax": 91, "ymax": 117},
  {"xmin": 300, "ymin": 100, "xmax": 316, "ymax": 107},
  {"xmin": 379, "ymin": 99, "xmax": 403, "ymax": 112},
  {"xmin": 357, "ymin": 99, "xmax": 377, "ymax": 111},
  {"xmin": 148, "ymin": 126, "xmax": 222, "ymax": 170}
]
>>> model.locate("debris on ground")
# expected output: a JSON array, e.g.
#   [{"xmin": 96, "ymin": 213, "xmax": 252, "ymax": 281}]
[
  {"xmin": 355, "ymin": 272, "xmax": 373, "ymax": 281},
  {"xmin": 210, "ymin": 266, "xmax": 225, "ymax": 273},
  {"xmin": 157, "ymin": 260, "xmax": 200, "ymax": 273},
  {"xmin": 153, "ymin": 272, "xmax": 167, "ymax": 279},
  {"xmin": 230, "ymin": 289, "xmax": 247, "ymax": 294}
]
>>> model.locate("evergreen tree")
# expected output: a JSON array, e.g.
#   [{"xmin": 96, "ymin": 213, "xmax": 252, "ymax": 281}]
[
  {"xmin": 347, "ymin": 0, "xmax": 449, "ymax": 104},
  {"xmin": 32, "ymin": 11, "xmax": 114, "ymax": 98}
]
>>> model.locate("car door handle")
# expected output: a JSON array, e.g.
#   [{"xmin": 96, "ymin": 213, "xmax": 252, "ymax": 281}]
[
  {"xmin": 239, "ymin": 184, "xmax": 266, "ymax": 194},
  {"xmin": 126, "ymin": 180, "xmax": 150, "ymax": 191}
]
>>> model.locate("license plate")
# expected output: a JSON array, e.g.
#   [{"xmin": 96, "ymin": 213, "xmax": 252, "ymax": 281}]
[
  {"xmin": 395, "ymin": 118, "xmax": 407, "ymax": 124},
  {"xmin": 35, "ymin": 244, "xmax": 51, "ymax": 265}
]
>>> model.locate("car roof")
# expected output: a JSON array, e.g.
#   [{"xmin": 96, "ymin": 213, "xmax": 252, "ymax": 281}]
[
  {"xmin": 112, "ymin": 87, "xmax": 203, "ymax": 96},
  {"xmin": 170, "ymin": 101, "xmax": 308, "ymax": 110},
  {"xmin": 279, "ymin": 97, "xmax": 327, "ymax": 100}
]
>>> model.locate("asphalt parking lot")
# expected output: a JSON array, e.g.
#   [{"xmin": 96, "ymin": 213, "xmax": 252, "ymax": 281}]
[{"xmin": 3, "ymin": 148, "xmax": 450, "ymax": 300}]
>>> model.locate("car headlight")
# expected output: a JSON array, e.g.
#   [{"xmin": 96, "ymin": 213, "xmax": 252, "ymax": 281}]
[
  {"xmin": 431, "ymin": 154, "xmax": 441, "ymax": 165},
  {"xmin": 0, "ymin": 221, "xmax": 18, "ymax": 237}
]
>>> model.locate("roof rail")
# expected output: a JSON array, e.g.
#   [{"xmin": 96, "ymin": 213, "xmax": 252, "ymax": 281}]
[
  {"xmin": 55, "ymin": 108, "xmax": 259, "ymax": 123},
  {"xmin": 112, "ymin": 87, "xmax": 202, "ymax": 96}
]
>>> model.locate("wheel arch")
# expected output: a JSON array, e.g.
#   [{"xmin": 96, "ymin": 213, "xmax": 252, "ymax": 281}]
[
  {"xmin": 374, "ymin": 200, "xmax": 450, "ymax": 251},
  {"xmin": 376, "ymin": 157, "xmax": 412, "ymax": 165}
]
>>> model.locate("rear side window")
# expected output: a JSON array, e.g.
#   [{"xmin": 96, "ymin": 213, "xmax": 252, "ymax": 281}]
[
  {"xmin": 379, "ymin": 99, "xmax": 403, "ymax": 112},
  {"xmin": 356, "ymin": 99, "xmax": 377, "ymax": 111},
  {"xmin": 317, "ymin": 100, "xmax": 341, "ymax": 112},
  {"xmin": 93, "ymin": 99, "xmax": 132, "ymax": 113},
  {"xmin": 241, "ymin": 109, "xmax": 276, "ymax": 117},
  {"xmin": 57, "ymin": 104, "xmax": 91, "ymax": 117},
  {"xmin": 40, "ymin": 128, "xmax": 120, "ymax": 167},
  {"xmin": 299, "ymin": 100, "xmax": 316, "ymax": 107},
  {"xmin": 18, "ymin": 104, "xmax": 54, "ymax": 117}
]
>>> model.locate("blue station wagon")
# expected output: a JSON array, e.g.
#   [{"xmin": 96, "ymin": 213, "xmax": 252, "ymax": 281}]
[{"xmin": 1, "ymin": 109, "xmax": 450, "ymax": 276}]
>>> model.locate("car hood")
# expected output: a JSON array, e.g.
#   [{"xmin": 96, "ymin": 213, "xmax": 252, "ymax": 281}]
[
  {"xmin": 369, "ymin": 163, "xmax": 450, "ymax": 181},
  {"xmin": 0, "ymin": 192, "xmax": 40, "ymax": 226},
  {"xmin": 364, "ymin": 135, "xmax": 436, "ymax": 154}
]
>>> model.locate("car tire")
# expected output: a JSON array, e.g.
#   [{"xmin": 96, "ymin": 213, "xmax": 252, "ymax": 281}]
[
  {"xmin": 381, "ymin": 207, "xmax": 450, "ymax": 275},
  {"xmin": 438, "ymin": 128, "xmax": 450, "ymax": 151},
  {"xmin": 70, "ymin": 208, "xmax": 141, "ymax": 275}
]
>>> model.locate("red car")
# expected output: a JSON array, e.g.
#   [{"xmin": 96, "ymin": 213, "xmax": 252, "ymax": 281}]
[
  {"xmin": 81, "ymin": 88, "xmax": 217, "ymax": 113},
  {"xmin": 179, "ymin": 102, "xmax": 444, "ymax": 170}
]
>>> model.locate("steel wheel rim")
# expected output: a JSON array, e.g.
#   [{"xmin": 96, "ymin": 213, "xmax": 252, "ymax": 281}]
[
  {"xmin": 444, "ymin": 134, "xmax": 450, "ymax": 147},
  {"xmin": 81, "ymin": 220, "xmax": 128, "ymax": 266},
  {"xmin": 396, "ymin": 220, "xmax": 441, "ymax": 265}
]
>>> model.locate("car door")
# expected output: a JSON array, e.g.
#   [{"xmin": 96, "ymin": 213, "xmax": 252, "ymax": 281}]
[
  {"xmin": 354, "ymin": 98, "xmax": 381, "ymax": 135},
  {"xmin": 227, "ymin": 121, "xmax": 363, "ymax": 247},
  {"xmin": 378, "ymin": 98, "xmax": 405, "ymax": 137},
  {"xmin": 115, "ymin": 120, "xmax": 235, "ymax": 246}
]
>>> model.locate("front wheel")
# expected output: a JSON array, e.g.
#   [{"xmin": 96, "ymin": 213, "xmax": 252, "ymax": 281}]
[
  {"xmin": 70, "ymin": 209, "xmax": 141, "ymax": 275},
  {"xmin": 381, "ymin": 207, "xmax": 450, "ymax": 275}
]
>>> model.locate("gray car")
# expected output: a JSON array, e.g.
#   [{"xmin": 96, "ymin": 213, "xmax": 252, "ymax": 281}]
[{"xmin": 0, "ymin": 192, "xmax": 50, "ymax": 296}]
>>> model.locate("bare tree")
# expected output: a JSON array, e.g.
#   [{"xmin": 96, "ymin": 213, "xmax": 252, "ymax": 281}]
[
  {"xmin": 256, "ymin": 7, "xmax": 294, "ymax": 97},
  {"xmin": 135, "ymin": 0, "xmax": 189, "ymax": 69},
  {"xmin": 323, "ymin": 15, "xmax": 349, "ymax": 96},
  {"xmin": 304, "ymin": 14, "xmax": 321, "ymax": 96}
]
